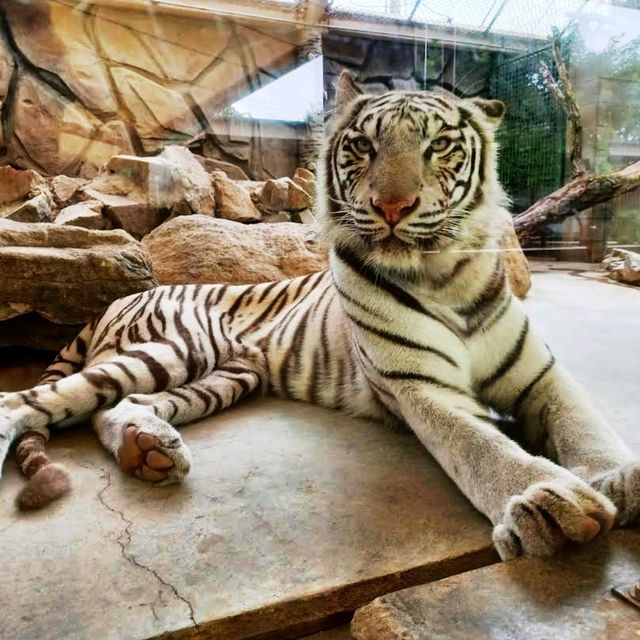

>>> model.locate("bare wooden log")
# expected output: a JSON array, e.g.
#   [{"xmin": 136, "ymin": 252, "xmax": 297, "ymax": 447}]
[{"xmin": 513, "ymin": 160, "xmax": 640, "ymax": 243}]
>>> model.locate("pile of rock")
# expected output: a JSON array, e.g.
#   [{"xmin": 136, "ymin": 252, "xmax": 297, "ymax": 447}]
[
  {"xmin": 0, "ymin": 146, "xmax": 323, "ymax": 350},
  {"xmin": 602, "ymin": 248, "xmax": 640, "ymax": 286},
  {"xmin": 0, "ymin": 143, "xmax": 532, "ymax": 352},
  {"xmin": 0, "ymin": 146, "xmax": 317, "ymax": 239}
]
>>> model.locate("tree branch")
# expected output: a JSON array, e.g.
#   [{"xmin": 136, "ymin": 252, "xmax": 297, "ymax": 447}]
[
  {"xmin": 540, "ymin": 29, "xmax": 586, "ymax": 177},
  {"xmin": 513, "ymin": 159, "xmax": 640, "ymax": 243}
]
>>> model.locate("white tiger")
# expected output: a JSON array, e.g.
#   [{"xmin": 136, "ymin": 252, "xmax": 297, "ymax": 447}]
[{"xmin": 1, "ymin": 71, "xmax": 638, "ymax": 560}]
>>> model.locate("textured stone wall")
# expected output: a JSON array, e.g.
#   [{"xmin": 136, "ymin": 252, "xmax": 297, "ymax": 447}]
[
  {"xmin": 0, "ymin": 0, "xmax": 309, "ymax": 179},
  {"xmin": 322, "ymin": 32, "xmax": 504, "ymax": 108}
]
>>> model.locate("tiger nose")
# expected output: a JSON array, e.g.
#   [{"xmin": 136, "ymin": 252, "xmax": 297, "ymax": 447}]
[{"xmin": 372, "ymin": 195, "xmax": 418, "ymax": 227}]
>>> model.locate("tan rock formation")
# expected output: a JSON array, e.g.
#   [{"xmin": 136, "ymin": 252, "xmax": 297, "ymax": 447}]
[
  {"xmin": 602, "ymin": 248, "xmax": 640, "ymax": 286},
  {"xmin": 254, "ymin": 177, "xmax": 314, "ymax": 213},
  {"xmin": 55, "ymin": 201, "xmax": 106, "ymax": 230},
  {"xmin": 0, "ymin": 219, "xmax": 157, "ymax": 327},
  {"xmin": 211, "ymin": 171, "xmax": 261, "ymax": 222},
  {"xmin": 143, "ymin": 215, "xmax": 328, "ymax": 285}
]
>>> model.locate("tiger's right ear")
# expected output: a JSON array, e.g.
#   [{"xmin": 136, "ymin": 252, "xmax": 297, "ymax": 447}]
[{"xmin": 335, "ymin": 70, "xmax": 363, "ymax": 113}]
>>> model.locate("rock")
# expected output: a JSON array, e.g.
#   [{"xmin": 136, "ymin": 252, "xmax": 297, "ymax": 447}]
[
  {"xmin": 499, "ymin": 220, "xmax": 531, "ymax": 298},
  {"xmin": 0, "ymin": 167, "xmax": 44, "ymax": 205},
  {"xmin": 2, "ymin": 191, "xmax": 55, "ymax": 223},
  {"xmin": 211, "ymin": 171, "xmax": 261, "ymax": 222},
  {"xmin": 81, "ymin": 146, "xmax": 216, "ymax": 237},
  {"xmin": 255, "ymin": 177, "xmax": 313, "ymax": 213},
  {"xmin": 109, "ymin": 67, "xmax": 200, "ymax": 150},
  {"xmin": 143, "ymin": 215, "xmax": 328, "ymax": 285},
  {"xmin": 325, "ymin": 34, "xmax": 370, "ymax": 66},
  {"xmin": 292, "ymin": 209, "xmax": 316, "ymax": 225},
  {"xmin": 351, "ymin": 532, "xmax": 640, "ymax": 640},
  {"xmin": 261, "ymin": 212, "xmax": 291, "ymax": 223},
  {"xmin": 14, "ymin": 73, "xmax": 101, "ymax": 175},
  {"xmin": 293, "ymin": 166, "xmax": 316, "ymax": 198},
  {"xmin": 0, "ymin": 220, "xmax": 157, "ymax": 333},
  {"xmin": 105, "ymin": 146, "xmax": 215, "ymax": 215},
  {"xmin": 4, "ymin": 0, "xmax": 116, "ymax": 113},
  {"xmin": 83, "ymin": 188, "xmax": 163, "ymax": 239},
  {"xmin": 602, "ymin": 248, "xmax": 640, "ymax": 286},
  {"xmin": 55, "ymin": 201, "xmax": 105, "ymax": 230},
  {"xmin": 0, "ymin": 38, "xmax": 14, "ymax": 144},
  {"xmin": 195, "ymin": 156, "xmax": 249, "ymax": 180},
  {"xmin": 51, "ymin": 176, "xmax": 87, "ymax": 204}
]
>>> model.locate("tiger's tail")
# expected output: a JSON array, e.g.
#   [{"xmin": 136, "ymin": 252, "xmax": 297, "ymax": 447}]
[{"xmin": 14, "ymin": 321, "xmax": 97, "ymax": 510}]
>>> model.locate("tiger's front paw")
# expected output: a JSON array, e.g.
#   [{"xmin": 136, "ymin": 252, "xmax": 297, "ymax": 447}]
[
  {"xmin": 492, "ymin": 477, "xmax": 616, "ymax": 560},
  {"xmin": 117, "ymin": 419, "xmax": 192, "ymax": 485},
  {"xmin": 590, "ymin": 462, "xmax": 640, "ymax": 527}
]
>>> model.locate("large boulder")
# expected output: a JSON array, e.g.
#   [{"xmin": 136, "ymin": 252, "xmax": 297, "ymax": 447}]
[
  {"xmin": 0, "ymin": 220, "xmax": 157, "ymax": 349},
  {"xmin": 142, "ymin": 215, "xmax": 327, "ymax": 285},
  {"xmin": 602, "ymin": 248, "xmax": 640, "ymax": 286}
]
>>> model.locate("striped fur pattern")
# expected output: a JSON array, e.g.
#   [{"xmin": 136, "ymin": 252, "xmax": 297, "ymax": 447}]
[{"xmin": 1, "ymin": 72, "xmax": 638, "ymax": 559}]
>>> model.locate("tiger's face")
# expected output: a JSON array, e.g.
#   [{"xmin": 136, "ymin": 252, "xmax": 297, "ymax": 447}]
[{"xmin": 320, "ymin": 72, "xmax": 506, "ymax": 275}]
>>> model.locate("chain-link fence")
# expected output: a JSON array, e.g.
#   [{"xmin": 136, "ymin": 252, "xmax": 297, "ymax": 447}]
[{"xmin": 490, "ymin": 47, "xmax": 567, "ymax": 213}]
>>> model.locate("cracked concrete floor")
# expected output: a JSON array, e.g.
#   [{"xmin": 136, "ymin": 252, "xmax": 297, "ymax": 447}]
[{"xmin": 0, "ymin": 270, "xmax": 638, "ymax": 640}]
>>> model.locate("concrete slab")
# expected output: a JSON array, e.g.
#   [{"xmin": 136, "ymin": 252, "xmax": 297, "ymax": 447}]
[
  {"xmin": 351, "ymin": 530, "xmax": 640, "ymax": 640},
  {"xmin": 0, "ymin": 269, "xmax": 638, "ymax": 640},
  {"xmin": 0, "ymin": 399, "xmax": 495, "ymax": 640}
]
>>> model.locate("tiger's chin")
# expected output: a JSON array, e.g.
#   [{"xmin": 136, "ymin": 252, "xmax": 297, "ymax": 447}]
[{"xmin": 341, "ymin": 232, "xmax": 446, "ymax": 280}]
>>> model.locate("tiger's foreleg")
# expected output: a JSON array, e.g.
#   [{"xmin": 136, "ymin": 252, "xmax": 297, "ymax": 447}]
[
  {"xmin": 517, "ymin": 363, "xmax": 640, "ymax": 527},
  {"xmin": 396, "ymin": 384, "xmax": 616, "ymax": 560},
  {"xmin": 93, "ymin": 348, "xmax": 266, "ymax": 483}
]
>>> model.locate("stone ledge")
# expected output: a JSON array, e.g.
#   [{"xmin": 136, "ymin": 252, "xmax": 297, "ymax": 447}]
[
  {"xmin": 0, "ymin": 398, "xmax": 495, "ymax": 640},
  {"xmin": 351, "ymin": 530, "xmax": 640, "ymax": 640}
]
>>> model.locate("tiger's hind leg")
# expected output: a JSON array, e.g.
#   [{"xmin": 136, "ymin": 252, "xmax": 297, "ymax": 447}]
[
  {"xmin": 2, "ymin": 323, "xmax": 97, "ymax": 509},
  {"xmin": 93, "ymin": 348, "xmax": 266, "ymax": 483}
]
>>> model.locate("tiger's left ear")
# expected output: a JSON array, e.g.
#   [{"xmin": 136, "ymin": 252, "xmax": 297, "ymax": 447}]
[
  {"xmin": 470, "ymin": 98, "xmax": 506, "ymax": 126},
  {"xmin": 335, "ymin": 70, "xmax": 363, "ymax": 114}
]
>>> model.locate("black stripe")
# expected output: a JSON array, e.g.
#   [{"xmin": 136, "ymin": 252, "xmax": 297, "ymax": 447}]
[
  {"xmin": 334, "ymin": 245, "xmax": 451, "ymax": 328},
  {"xmin": 191, "ymin": 385, "xmax": 213, "ymax": 413},
  {"xmin": 346, "ymin": 312, "xmax": 458, "ymax": 368},
  {"xmin": 235, "ymin": 280, "xmax": 292, "ymax": 339},
  {"xmin": 18, "ymin": 392, "xmax": 53, "ymax": 420},
  {"xmin": 83, "ymin": 369, "xmax": 125, "ymax": 403},
  {"xmin": 512, "ymin": 356, "xmax": 556, "ymax": 416},
  {"xmin": 169, "ymin": 389, "xmax": 191, "ymax": 403},
  {"xmin": 478, "ymin": 318, "xmax": 529, "ymax": 391},
  {"xmin": 359, "ymin": 347, "xmax": 467, "ymax": 396},
  {"xmin": 122, "ymin": 350, "xmax": 170, "ymax": 391}
]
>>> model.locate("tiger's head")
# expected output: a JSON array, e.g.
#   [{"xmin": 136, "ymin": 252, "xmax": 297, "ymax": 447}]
[{"xmin": 318, "ymin": 71, "xmax": 509, "ymax": 277}]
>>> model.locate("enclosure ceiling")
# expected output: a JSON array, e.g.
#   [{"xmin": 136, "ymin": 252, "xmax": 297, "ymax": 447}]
[{"xmin": 104, "ymin": 0, "xmax": 624, "ymax": 52}]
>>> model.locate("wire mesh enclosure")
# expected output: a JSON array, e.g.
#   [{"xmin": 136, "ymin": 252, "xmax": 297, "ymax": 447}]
[{"xmin": 491, "ymin": 47, "xmax": 567, "ymax": 213}]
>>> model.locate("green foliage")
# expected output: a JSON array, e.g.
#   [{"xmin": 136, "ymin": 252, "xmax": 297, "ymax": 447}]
[{"xmin": 491, "ymin": 46, "xmax": 566, "ymax": 212}]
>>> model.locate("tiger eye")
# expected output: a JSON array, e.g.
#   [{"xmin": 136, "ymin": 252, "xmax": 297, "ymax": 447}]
[
  {"xmin": 353, "ymin": 136, "xmax": 373, "ymax": 154},
  {"xmin": 430, "ymin": 137, "xmax": 450, "ymax": 152}
]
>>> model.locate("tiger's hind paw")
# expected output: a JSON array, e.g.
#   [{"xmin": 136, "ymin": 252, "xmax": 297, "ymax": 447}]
[
  {"xmin": 590, "ymin": 462, "xmax": 640, "ymax": 527},
  {"xmin": 492, "ymin": 476, "xmax": 616, "ymax": 560},
  {"xmin": 118, "ymin": 420, "xmax": 192, "ymax": 484}
]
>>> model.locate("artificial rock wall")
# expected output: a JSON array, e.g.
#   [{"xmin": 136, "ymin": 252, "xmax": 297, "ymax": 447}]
[{"xmin": 0, "ymin": 0, "xmax": 310, "ymax": 179}]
